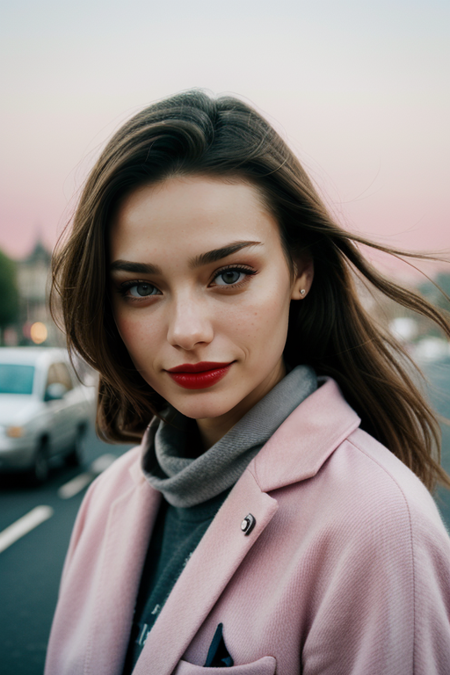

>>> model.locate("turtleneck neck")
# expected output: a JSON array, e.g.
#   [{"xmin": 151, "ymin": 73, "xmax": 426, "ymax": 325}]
[{"xmin": 141, "ymin": 365, "xmax": 317, "ymax": 508}]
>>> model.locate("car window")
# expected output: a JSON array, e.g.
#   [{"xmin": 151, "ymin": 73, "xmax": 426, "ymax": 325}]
[
  {"xmin": 46, "ymin": 362, "xmax": 74, "ymax": 391},
  {"xmin": 0, "ymin": 364, "xmax": 35, "ymax": 395},
  {"xmin": 46, "ymin": 364, "xmax": 60, "ymax": 389},
  {"xmin": 55, "ymin": 363, "xmax": 74, "ymax": 391}
]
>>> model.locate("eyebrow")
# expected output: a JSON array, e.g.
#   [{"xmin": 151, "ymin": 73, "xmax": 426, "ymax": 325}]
[
  {"xmin": 110, "ymin": 260, "xmax": 161, "ymax": 275},
  {"xmin": 110, "ymin": 241, "xmax": 262, "ymax": 275},
  {"xmin": 189, "ymin": 240, "xmax": 262, "ymax": 267}
]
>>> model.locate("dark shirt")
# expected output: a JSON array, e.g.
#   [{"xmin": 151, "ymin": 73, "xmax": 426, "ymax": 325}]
[{"xmin": 122, "ymin": 488, "xmax": 230, "ymax": 675}]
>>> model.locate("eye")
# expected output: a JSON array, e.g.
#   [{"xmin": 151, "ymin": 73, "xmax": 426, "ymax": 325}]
[
  {"xmin": 215, "ymin": 269, "xmax": 245, "ymax": 286},
  {"xmin": 126, "ymin": 282, "xmax": 160, "ymax": 297},
  {"xmin": 212, "ymin": 265, "xmax": 257, "ymax": 288}
]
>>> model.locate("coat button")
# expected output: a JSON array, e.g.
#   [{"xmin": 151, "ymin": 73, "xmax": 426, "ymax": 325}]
[{"xmin": 240, "ymin": 513, "xmax": 256, "ymax": 535}]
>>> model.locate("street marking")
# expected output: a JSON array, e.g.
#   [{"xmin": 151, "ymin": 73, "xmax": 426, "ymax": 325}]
[
  {"xmin": 90, "ymin": 454, "xmax": 117, "ymax": 474},
  {"xmin": 58, "ymin": 473, "xmax": 93, "ymax": 499},
  {"xmin": 0, "ymin": 505, "xmax": 54, "ymax": 554},
  {"xmin": 57, "ymin": 454, "xmax": 117, "ymax": 500}
]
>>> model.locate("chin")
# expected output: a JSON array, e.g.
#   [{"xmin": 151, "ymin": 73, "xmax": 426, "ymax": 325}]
[{"xmin": 168, "ymin": 392, "xmax": 242, "ymax": 421}]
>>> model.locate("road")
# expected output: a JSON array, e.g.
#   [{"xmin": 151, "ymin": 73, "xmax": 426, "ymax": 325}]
[
  {"xmin": 0, "ymin": 425, "xmax": 133, "ymax": 675},
  {"xmin": 0, "ymin": 360, "xmax": 449, "ymax": 675},
  {"xmin": 422, "ymin": 358, "xmax": 450, "ymax": 526}
]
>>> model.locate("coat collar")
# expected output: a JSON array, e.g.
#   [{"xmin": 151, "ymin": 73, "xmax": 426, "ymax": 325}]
[
  {"xmin": 252, "ymin": 377, "xmax": 361, "ymax": 492},
  {"xmin": 130, "ymin": 377, "xmax": 361, "ymax": 495}
]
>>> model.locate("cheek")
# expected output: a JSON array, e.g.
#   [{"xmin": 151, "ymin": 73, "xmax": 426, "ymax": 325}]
[
  {"xmin": 256, "ymin": 270, "xmax": 292, "ymax": 319},
  {"xmin": 224, "ymin": 278, "xmax": 291, "ymax": 346},
  {"xmin": 255, "ymin": 297, "xmax": 290, "ymax": 347},
  {"xmin": 114, "ymin": 316, "xmax": 135, "ymax": 348},
  {"xmin": 113, "ymin": 309, "xmax": 160, "ymax": 361}
]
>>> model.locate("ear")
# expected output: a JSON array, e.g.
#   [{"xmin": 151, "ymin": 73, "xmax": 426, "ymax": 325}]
[{"xmin": 291, "ymin": 254, "xmax": 314, "ymax": 300}]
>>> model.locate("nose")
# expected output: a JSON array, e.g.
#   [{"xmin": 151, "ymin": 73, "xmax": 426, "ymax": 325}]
[{"xmin": 167, "ymin": 295, "xmax": 214, "ymax": 351}]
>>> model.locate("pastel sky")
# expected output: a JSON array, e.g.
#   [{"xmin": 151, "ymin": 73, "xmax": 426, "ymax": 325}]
[{"xmin": 1, "ymin": 0, "xmax": 449, "ymax": 279}]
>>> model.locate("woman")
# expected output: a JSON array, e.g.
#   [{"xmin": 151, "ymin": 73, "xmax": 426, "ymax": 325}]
[{"xmin": 45, "ymin": 90, "xmax": 450, "ymax": 674}]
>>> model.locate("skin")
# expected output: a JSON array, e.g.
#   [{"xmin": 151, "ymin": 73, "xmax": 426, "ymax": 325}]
[{"xmin": 109, "ymin": 175, "xmax": 313, "ymax": 451}]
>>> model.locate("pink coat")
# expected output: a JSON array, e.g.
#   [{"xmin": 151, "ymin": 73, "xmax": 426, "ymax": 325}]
[{"xmin": 45, "ymin": 379, "xmax": 450, "ymax": 674}]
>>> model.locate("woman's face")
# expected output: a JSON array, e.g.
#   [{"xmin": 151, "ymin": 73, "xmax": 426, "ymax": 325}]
[{"xmin": 109, "ymin": 175, "xmax": 312, "ymax": 445}]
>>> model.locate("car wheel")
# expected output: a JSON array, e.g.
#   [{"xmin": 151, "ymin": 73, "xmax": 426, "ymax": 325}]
[
  {"xmin": 30, "ymin": 441, "xmax": 50, "ymax": 485},
  {"xmin": 65, "ymin": 427, "xmax": 86, "ymax": 467}
]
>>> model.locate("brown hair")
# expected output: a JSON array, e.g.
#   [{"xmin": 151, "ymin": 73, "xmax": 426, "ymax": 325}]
[{"xmin": 51, "ymin": 89, "xmax": 450, "ymax": 491}]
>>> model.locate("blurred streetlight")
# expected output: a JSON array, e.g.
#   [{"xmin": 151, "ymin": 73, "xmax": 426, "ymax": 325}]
[{"xmin": 30, "ymin": 322, "xmax": 48, "ymax": 344}]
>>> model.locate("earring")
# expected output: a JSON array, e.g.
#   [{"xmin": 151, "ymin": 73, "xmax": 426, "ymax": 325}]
[{"xmin": 300, "ymin": 289, "xmax": 306, "ymax": 296}]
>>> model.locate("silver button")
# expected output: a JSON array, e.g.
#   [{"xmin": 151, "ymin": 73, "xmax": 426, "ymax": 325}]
[{"xmin": 240, "ymin": 513, "xmax": 256, "ymax": 535}]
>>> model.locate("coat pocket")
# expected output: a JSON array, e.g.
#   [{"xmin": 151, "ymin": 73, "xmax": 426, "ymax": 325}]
[{"xmin": 172, "ymin": 656, "xmax": 277, "ymax": 674}]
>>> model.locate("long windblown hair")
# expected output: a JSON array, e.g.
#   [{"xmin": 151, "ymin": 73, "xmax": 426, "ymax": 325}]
[{"xmin": 51, "ymin": 89, "xmax": 450, "ymax": 491}]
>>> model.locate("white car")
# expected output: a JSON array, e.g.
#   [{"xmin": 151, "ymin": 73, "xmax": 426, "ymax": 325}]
[{"xmin": 0, "ymin": 347, "xmax": 96, "ymax": 483}]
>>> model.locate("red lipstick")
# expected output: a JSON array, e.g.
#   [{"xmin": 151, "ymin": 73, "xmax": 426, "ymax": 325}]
[{"xmin": 166, "ymin": 361, "xmax": 233, "ymax": 390}]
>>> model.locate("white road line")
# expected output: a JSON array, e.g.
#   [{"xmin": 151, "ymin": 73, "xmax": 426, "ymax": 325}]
[
  {"xmin": 90, "ymin": 453, "xmax": 117, "ymax": 474},
  {"xmin": 0, "ymin": 505, "xmax": 54, "ymax": 554},
  {"xmin": 58, "ymin": 473, "xmax": 93, "ymax": 499},
  {"xmin": 57, "ymin": 454, "xmax": 118, "ymax": 500}
]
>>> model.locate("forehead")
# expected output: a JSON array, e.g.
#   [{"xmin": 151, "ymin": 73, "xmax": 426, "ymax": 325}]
[{"xmin": 109, "ymin": 175, "xmax": 279, "ymax": 257}]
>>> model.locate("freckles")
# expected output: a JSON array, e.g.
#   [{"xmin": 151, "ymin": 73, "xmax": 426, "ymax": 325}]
[
  {"xmin": 116, "ymin": 315, "xmax": 148, "ymax": 348},
  {"xmin": 114, "ymin": 316, "xmax": 132, "ymax": 340},
  {"xmin": 117, "ymin": 311, "xmax": 138, "ymax": 332}
]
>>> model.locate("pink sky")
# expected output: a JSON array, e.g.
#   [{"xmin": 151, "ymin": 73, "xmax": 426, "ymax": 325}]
[{"xmin": 1, "ymin": 0, "xmax": 448, "ymax": 282}]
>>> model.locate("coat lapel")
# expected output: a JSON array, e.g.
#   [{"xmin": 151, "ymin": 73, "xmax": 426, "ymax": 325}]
[
  {"xmin": 253, "ymin": 378, "xmax": 361, "ymax": 492},
  {"xmin": 133, "ymin": 468, "xmax": 278, "ymax": 675},
  {"xmin": 86, "ymin": 477, "xmax": 161, "ymax": 675}
]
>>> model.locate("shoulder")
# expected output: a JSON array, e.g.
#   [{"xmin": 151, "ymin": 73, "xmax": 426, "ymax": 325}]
[
  {"xmin": 64, "ymin": 444, "xmax": 146, "ymax": 553},
  {"xmin": 267, "ymin": 414, "xmax": 450, "ymax": 567},
  {"xmin": 91, "ymin": 444, "xmax": 142, "ymax": 493},
  {"xmin": 255, "ymin": 376, "xmax": 449, "ymax": 548},
  {"xmin": 58, "ymin": 441, "xmax": 158, "ymax": 588},
  {"xmin": 312, "ymin": 428, "xmax": 450, "ymax": 573},
  {"xmin": 288, "ymin": 431, "xmax": 450, "ymax": 672},
  {"xmin": 83, "ymin": 444, "xmax": 142, "ymax": 508},
  {"xmin": 344, "ymin": 428, "xmax": 448, "ymax": 534}
]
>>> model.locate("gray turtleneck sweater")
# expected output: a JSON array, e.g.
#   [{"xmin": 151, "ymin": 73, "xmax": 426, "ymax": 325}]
[{"xmin": 122, "ymin": 365, "xmax": 317, "ymax": 674}]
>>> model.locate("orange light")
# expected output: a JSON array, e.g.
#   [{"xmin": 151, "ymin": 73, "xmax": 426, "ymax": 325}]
[
  {"xmin": 30, "ymin": 322, "xmax": 48, "ymax": 344},
  {"xmin": 7, "ymin": 426, "xmax": 25, "ymax": 438}
]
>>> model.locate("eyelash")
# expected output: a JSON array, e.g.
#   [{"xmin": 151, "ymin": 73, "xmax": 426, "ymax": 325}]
[{"xmin": 117, "ymin": 265, "xmax": 257, "ymax": 299}]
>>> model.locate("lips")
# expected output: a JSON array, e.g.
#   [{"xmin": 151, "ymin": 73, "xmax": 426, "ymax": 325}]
[{"xmin": 166, "ymin": 361, "xmax": 233, "ymax": 389}]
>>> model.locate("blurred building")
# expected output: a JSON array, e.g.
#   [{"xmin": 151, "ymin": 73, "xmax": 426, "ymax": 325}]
[
  {"xmin": 17, "ymin": 239, "xmax": 50, "ymax": 320},
  {"xmin": 12, "ymin": 238, "xmax": 60, "ymax": 346}
]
